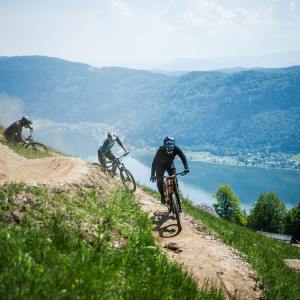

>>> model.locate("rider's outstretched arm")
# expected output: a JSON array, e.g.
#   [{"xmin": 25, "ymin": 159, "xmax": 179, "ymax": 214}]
[
  {"xmin": 176, "ymin": 146, "xmax": 189, "ymax": 173},
  {"xmin": 121, "ymin": 144, "xmax": 128, "ymax": 153},
  {"xmin": 116, "ymin": 136, "xmax": 128, "ymax": 153}
]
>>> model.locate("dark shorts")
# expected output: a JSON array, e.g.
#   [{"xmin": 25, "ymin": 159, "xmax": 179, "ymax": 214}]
[{"xmin": 98, "ymin": 149, "xmax": 116, "ymax": 168}]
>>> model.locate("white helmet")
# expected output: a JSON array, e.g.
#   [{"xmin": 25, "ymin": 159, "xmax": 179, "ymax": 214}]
[{"xmin": 107, "ymin": 131, "xmax": 117, "ymax": 143}]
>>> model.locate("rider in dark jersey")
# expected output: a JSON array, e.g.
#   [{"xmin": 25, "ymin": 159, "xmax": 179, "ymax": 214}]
[
  {"xmin": 98, "ymin": 131, "xmax": 128, "ymax": 169},
  {"xmin": 151, "ymin": 136, "xmax": 189, "ymax": 204},
  {"xmin": 4, "ymin": 116, "xmax": 33, "ymax": 144}
]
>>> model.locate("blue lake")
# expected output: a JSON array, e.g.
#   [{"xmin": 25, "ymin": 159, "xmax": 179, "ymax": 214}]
[{"xmin": 128, "ymin": 153, "xmax": 300, "ymax": 212}]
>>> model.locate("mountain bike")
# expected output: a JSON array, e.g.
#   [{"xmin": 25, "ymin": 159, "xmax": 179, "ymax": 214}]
[
  {"xmin": 161, "ymin": 172, "xmax": 187, "ymax": 230},
  {"xmin": 23, "ymin": 134, "xmax": 48, "ymax": 153},
  {"xmin": 93, "ymin": 153, "xmax": 136, "ymax": 192}
]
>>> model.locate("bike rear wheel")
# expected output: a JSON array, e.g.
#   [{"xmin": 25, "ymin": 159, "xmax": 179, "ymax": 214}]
[
  {"xmin": 171, "ymin": 193, "xmax": 182, "ymax": 230},
  {"xmin": 25, "ymin": 142, "xmax": 48, "ymax": 153},
  {"xmin": 120, "ymin": 168, "xmax": 136, "ymax": 192}
]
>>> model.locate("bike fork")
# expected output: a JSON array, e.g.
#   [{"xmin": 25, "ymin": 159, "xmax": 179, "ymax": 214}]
[{"xmin": 176, "ymin": 192, "xmax": 182, "ymax": 213}]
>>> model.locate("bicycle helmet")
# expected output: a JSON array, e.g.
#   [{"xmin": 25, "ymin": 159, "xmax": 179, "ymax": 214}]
[
  {"xmin": 21, "ymin": 116, "xmax": 32, "ymax": 126},
  {"xmin": 107, "ymin": 131, "xmax": 117, "ymax": 143},
  {"xmin": 164, "ymin": 136, "xmax": 175, "ymax": 154}
]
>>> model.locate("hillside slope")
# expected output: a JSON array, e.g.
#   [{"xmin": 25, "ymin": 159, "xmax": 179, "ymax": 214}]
[
  {"xmin": 0, "ymin": 142, "xmax": 261, "ymax": 299},
  {"xmin": 0, "ymin": 56, "xmax": 299, "ymax": 154}
]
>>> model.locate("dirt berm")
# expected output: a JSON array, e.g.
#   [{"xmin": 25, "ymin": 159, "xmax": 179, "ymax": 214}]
[{"xmin": 0, "ymin": 142, "xmax": 262, "ymax": 299}]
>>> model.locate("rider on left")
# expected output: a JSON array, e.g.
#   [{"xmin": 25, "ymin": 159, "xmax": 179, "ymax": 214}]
[
  {"xmin": 4, "ymin": 116, "xmax": 33, "ymax": 144},
  {"xmin": 98, "ymin": 131, "xmax": 128, "ymax": 169}
]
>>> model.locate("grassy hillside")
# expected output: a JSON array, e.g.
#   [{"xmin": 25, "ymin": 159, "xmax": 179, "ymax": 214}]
[
  {"xmin": 1, "ymin": 123, "xmax": 299, "ymax": 299},
  {"xmin": 0, "ymin": 56, "xmax": 299, "ymax": 155},
  {"xmin": 1, "ymin": 183, "xmax": 224, "ymax": 299}
]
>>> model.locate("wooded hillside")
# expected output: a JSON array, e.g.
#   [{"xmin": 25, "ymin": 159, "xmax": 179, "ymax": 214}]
[{"xmin": 0, "ymin": 56, "xmax": 299, "ymax": 155}]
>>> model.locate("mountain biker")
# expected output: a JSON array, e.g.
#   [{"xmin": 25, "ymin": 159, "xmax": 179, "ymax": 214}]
[
  {"xmin": 98, "ymin": 131, "xmax": 128, "ymax": 169},
  {"xmin": 4, "ymin": 116, "xmax": 33, "ymax": 144},
  {"xmin": 150, "ymin": 136, "xmax": 189, "ymax": 204}
]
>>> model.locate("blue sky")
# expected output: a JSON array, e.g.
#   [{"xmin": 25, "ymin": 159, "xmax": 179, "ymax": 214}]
[{"xmin": 1, "ymin": 0, "xmax": 300, "ymax": 69}]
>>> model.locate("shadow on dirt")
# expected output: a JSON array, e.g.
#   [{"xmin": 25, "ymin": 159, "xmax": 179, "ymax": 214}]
[{"xmin": 151, "ymin": 211, "xmax": 181, "ymax": 238}]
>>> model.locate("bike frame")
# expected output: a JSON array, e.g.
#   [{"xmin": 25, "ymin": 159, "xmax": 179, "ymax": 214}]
[
  {"xmin": 105, "ymin": 153, "xmax": 128, "ymax": 176},
  {"xmin": 163, "ymin": 172, "xmax": 185, "ymax": 213},
  {"xmin": 103, "ymin": 153, "xmax": 136, "ymax": 192},
  {"xmin": 24, "ymin": 134, "xmax": 33, "ymax": 144}
]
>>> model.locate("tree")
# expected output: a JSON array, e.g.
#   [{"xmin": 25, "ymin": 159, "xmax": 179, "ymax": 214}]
[
  {"xmin": 248, "ymin": 192, "xmax": 286, "ymax": 233},
  {"xmin": 213, "ymin": 184, "xmax": 247, "ymax": 226},
  {"xmin": 284, "ymin": 204, "xmax": 300, "ymax": 240}
]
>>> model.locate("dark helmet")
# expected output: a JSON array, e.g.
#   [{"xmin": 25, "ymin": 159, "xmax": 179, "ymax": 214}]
[
  {"xmin": 107, "ymin": 131, "xmax": 117, "ymax": 143},
  {"xmin": 21, "ymin": 116, "xmax": 32, "ymax": 126},
  {"xmin": 164, "ymin": 136, "xmax": 175, "ymax": 154}
]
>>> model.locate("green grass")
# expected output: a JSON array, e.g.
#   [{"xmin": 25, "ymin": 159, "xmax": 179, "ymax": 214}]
[
  {"xmin": 0, "ymin": 183, "xmax": 224, "ymax": 299},
  {"xmin": 179, "ymin": 194, "xmax": 300, "ymax": 299}
]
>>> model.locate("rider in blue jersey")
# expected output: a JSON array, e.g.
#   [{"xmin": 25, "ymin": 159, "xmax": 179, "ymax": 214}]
[{"xmin": 98, "ymin": 132, "xmax": 128, "ymax": 169}]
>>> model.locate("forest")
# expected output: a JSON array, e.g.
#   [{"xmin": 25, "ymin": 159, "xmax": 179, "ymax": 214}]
[{"xmin": 0, "ymin": 56, "xmax": 299, "ymax": 155}]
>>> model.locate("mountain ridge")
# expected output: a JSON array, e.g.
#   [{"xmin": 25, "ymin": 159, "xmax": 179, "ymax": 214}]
[
  {"xmin": 157, "ymin": 50, "xmax": 300, "ymax": 72},
  {"xmin": 0, "ymin": 55, "xmax": 299, "ymax": 155}
]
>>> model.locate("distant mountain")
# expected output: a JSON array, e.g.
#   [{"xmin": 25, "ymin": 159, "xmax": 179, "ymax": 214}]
[
  {"xmin": 0, "ymin": 56, "xmax": 299, "ymax": 155},
  {"xmin": 158, "ymin": 51, "xmax": 300, "ymax": 72},
  {"xmin": 150, "ymin": 69, "xmax": 300, "ymax": 154}
]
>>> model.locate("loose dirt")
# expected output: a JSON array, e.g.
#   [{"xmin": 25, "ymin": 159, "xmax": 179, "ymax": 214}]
[
  {"xmin": 0, "ymin": 142, "xmax": 263, "ymax": 299},
  {"xmin": 0, "ymin": 142, "xmax": 102, "ymax": 188},
  {"xmin": 135, "ymin": 188, "xmax": 262, "ymax": 299}
]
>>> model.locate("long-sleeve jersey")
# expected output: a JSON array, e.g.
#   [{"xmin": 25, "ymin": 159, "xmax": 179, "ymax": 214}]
[
  {"xmin": 98, "ymin": 136, "xmax": 123, "ymax": 154},
  {"xmin": 4, "ymin": 120, "xmax": 33, "ymax": 142},
  {"xmin": 151, "ymin": 145, "xmax": 188, "ymax": 176}
]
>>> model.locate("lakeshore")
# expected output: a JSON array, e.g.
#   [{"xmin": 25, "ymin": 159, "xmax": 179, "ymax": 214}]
[{"xmin": 185, "ymin": 151, "xmax": 300, "ymax": 171}]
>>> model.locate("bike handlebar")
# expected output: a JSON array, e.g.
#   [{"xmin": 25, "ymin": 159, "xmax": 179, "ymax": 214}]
[
  {"xmin": 110, "ymin": 152, "xmax": 130, "ymax": 162},
  {"xmin": 154, "ymin": 171, "xmax": 187, "ymax": 181}
]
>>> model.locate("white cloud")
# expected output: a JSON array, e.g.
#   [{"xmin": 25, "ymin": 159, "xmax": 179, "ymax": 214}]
[
  {"xmin": 180, "ymin": 0, "xmax": 282, "ymax": 40},
  {"xmin": 0, "ymin": 0, "xmax": 299, "ymax": 68},
  {"xmin": 107, "ymin": 0, "xmax": 135, "ymax": 20}
]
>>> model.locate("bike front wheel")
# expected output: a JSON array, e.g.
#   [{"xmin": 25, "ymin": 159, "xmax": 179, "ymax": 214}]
[
  {"xmin": 171, "ymin": 193, "xmax": 182, "ymax": 230},
  {"xmin": 25, "ymin": 142, "xmax": 48, "ymax": 153},
  {"xmin": 120, "ymin": 168, "xmax": 136, "ymax": 192}
]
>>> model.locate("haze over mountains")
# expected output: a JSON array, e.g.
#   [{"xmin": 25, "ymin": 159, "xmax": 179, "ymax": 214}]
[
  {"xmin": 157, "ymin": 51, "xmax": 300, "ymax": 72},
  {"xmin": 0, "ymin": 55, "xmax": 299, "ymax": 155}
]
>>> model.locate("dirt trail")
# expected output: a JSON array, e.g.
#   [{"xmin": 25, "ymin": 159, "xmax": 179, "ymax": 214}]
[
  {"xmin": 0, "ymin": 143, "xmax": 101, "ymax": 187},
  {"xmin": 135, "ymin": 188, "xmax": 261, "ymax": 299},
  {"xmin": 0, "ymin": 142, "xmax": 261, "ymax": 299}
]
